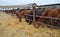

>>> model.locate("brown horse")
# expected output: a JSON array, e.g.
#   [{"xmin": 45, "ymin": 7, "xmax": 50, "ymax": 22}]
[
  {"xmin": 14, "ymin": 8, "xmax": 23, "ymax": 22},
  {"xmin": 15, "ymin": 9, "xmax": 20, "ymax": 16},
  {"xmin": 14, "ymin": 8, "xmax": 32, "ymax": 22},
  {"xmin": 37, "ymin": 8, "xmax": 60, "ymax": 27},
  {"xmin": 3, "ymin": 10, "xmax": 9, "ymax": 13},
  {"xmin": 19, "ymin": 9, "xmax": 32, "ymax": 22}
]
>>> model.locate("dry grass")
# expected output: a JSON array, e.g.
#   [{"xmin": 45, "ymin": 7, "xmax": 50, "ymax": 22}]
[{"xmin": 0, "ymin": 12, "xmax": 60, "ymax": 37}]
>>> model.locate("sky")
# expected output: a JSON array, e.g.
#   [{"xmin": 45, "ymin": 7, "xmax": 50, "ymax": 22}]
[{"xmin": 0, "ymin": 0, "xmax": 60, "ymax": 6}]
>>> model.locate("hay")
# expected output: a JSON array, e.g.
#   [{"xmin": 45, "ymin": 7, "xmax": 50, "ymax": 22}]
[{"xmin": 0, "ymin": 12, "xmax": 60, "ymax": 37}]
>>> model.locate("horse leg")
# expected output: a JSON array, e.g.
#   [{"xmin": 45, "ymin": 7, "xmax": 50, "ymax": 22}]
[
  {"xmin": 43, "ymin": 18, "xmax": 49, "ymax": 24},
  {"xmin": 19, "ymin": 17, "xmax": 21, "ymax": 22},
  {"xmin": 57, "ymin": 20, "xmax": 60, "ymax": 27},
  {"xmin": 49, "ymin": 19, "xmax": 53, "ymax": 25},
  {"xmin": 46, "ymin": 18, "xmax": 52, "ymax": 25}
]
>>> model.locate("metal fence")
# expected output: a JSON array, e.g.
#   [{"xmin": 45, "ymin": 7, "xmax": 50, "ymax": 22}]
[{"xmin": 25, "ymin": 6, "xmax": 60, "ymax": 28}]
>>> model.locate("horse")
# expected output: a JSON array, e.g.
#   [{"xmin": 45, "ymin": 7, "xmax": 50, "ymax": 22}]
[
  {"xmin": 37, "ymin": 8, "xmax": 60, "ymax": 27},
  {"xmin": 14, "ymin": 8, "xmax": 25, "ymax": 22},
  {"xmin": 3, "ymin": 10, "xmax": 9, "ymax": 13},
  {"xmin": 10, "ymin": 9, "xmax": 15, "ymax": 15},
  {"xmin": 3, "ymin": 9, "xmax": 15, "ymax": 15},
  {"xmin": 19, "ymin": 9, "xmax": 32, "ymax": 22}
]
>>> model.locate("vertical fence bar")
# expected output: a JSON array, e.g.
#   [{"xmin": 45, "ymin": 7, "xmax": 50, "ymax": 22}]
[{"xmin": 32, "ymin": 6, "xmax": 36, "ymax": 27}]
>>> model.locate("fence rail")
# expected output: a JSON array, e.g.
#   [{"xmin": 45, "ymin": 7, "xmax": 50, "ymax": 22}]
[{"xmin": 25, "ymin": 14, "xmax": 60, "ymax": 20}]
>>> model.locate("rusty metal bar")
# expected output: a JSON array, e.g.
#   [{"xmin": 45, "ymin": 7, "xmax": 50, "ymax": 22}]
[
  {"xmin": 36, "ymin": 16, "xmax": 60, "ymax": 20},
  {"xmin": 36, "ymin": 22, "xmax": 60, "ymax": 29},
  {"xmin": 24, "ymin": 14, "xmax": 33, "ymax": 16},
  {"xmin": 32, "ymin": 6, "xmax": 36, "ymax": 26}
]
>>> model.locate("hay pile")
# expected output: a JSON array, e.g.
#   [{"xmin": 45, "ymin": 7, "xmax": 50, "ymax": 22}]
[{"xmin": 0, "ymin": 12, "xmax": 60, "ymax": 37}]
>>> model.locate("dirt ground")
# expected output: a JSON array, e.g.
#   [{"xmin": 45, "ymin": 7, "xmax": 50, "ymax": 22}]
[{"xmin": 0, "ymin": 12, "xmax": 60, "ymax": 37}]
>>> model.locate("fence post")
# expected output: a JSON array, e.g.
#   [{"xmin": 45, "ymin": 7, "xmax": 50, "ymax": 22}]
[{"xmin": 32, "ymin": 6, "xmax": 36, "ymax": 27}]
